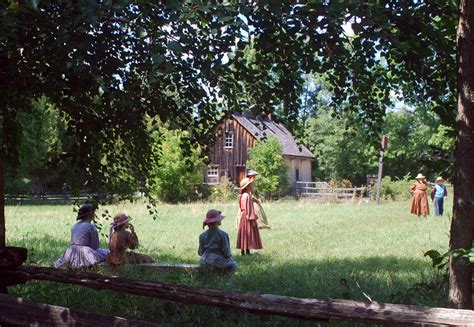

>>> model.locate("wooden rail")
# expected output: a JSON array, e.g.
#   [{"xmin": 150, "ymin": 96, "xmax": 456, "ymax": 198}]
[
  {"xmin": 3, "ymin": 266, "xmax": 474, "ymax": 326},
  {"xmin": 0, "ymin": 293, "xmax": 158, "ymax": 326}
]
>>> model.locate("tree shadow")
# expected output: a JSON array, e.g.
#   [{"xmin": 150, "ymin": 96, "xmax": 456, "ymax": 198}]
[{"xmin": 7, "ymin": 234, "xmax": 447, "ymax": 326}]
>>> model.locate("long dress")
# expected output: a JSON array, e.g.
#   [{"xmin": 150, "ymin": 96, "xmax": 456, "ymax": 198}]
[
  {"xmin": 236, "ymin": 192, "xmax": 263, "ymax": 250},
  {"xmin": 53, "ymin": 221, "xmax": 109, "ymax": 269},
  {"xmin": 107, "ymin": 229, "xmax": 155, "ymax": 265},
  {"xmin": 410, "ymin": 181, "xmax": 430, "ymax": 216},
  {"xmin": 198, "ymin": 228, "xmax": 237, "ymax": 269}
]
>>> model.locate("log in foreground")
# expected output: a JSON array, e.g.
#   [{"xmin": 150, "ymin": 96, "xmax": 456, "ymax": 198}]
[
  {"xmin": 8, "ymin": 266, "xmax": 474, "ymax": 326},
  {"xmin": 0, "ymin": 293, "xmax": 159, "ymax": 327}
]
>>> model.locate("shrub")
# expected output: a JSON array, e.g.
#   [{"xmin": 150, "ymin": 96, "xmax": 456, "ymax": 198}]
[
  {"xmin": 148, "ymin": 128, "xmax": 205, "ymax": 203},
  {"xmin": 247, "ymin": 136, "xmax": 288, "ymax": 199},
  {"xmin": 372, "ymin": 174, "xmax": 412, "ymax": 201},
  {"xmin": 209, "ymin": 176, "xmax": 237, "ymax": 202}
]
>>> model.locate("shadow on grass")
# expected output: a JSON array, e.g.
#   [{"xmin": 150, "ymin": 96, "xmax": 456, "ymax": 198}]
[{"xmin": 9, "ymin": 235, "xmax": 447, "ymax": 326}]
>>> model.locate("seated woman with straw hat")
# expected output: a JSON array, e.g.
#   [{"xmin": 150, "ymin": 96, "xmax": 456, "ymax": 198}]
[
  {"xmin": 107, "ymin": 213, "xmax": 155, "ymax": 266},
  {"xmin": 53, "ymin": 204, "xmax": 109, "ymax": 269},
  {"xmin": 198, "ymin": 209, "xmax": 237, "ymax": 271},
  {"xmin": 410, "ymin": 173, "xmax": 430, "ymax": 217}
]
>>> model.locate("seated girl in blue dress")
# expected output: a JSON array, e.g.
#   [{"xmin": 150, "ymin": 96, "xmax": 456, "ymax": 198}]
[{"xmin": 198, "ymin": 209, "xmax": 237, "ymax": 271}]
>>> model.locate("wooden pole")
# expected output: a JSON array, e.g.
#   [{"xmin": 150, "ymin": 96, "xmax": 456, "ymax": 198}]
[
  {"xmin": 375, "ymin": 150, "xmax": 384, "ymax": 204},
  {"xmin": 0, "ymin": 293, "xmax": 158, "ymax": 326},
  {"xmin": 4, "ymin": 266, "xmax": 474, "ymax": 326}
]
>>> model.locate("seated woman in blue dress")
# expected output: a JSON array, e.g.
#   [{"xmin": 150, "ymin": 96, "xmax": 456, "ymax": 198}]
[
  {"xmin": 53, "ymin": 204, "xmax": 109, "ymax": 269},
  {"xmin": 198, "ymin": 209, "xmax": 237, "ymax": 272}
]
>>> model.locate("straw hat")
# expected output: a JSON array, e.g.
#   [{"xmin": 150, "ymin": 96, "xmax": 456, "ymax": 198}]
[
  {"xmin": 436, "ymin": 176, "xmax": 444, "ymax": 182},
  {"xmin": 415, "ymin": 173, "xmax": 426, "ymax": 180},
  {"xmin": 246, "ymin": 169, "xmax": 259, "ymax": 177},
  {"xmin": 239, "ymin": 177, "xmax": 253, "ymax": 190},
  {"xmin": 112, "ymin": 213, "xmax": 130, "ymax": 227},
  {"xmin": 203, "ymin": 209, "xmax": 225, "ymax": 227}
]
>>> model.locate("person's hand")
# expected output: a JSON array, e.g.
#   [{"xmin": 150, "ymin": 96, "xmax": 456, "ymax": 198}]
[
  {"xmin": 250, "ymin": 220, "xmax": 257, "ymax": 228},
  {"xmin": 444, "ymin": 196, "xmax": 447, "ymax": 200}
]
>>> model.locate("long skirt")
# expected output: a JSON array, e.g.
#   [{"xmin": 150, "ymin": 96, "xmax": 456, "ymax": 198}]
[
  {"xmin": 410, "ymin": 190, "xmax": 429, "ymax": 216},
  {"xmin": 53, "ymin": 245, "xmax": 109, "ymax": 269},
  {"xmin": 254, "ymin": 201, "xmax": 270, "ymax": 229},
  {"xmin": 199, "ymin": 252, "xmax": 237, "ymax": 270},
  {"xmin": 124, "ymin": 252, "xmax": 155, "ymax": 265},
  {"xmin": 434, "ymin": 197, "xmax": 444, "ymax": 216},
  {"xmin": 236, "ymin": 213, "xmax": 263, "ymax": 250}
]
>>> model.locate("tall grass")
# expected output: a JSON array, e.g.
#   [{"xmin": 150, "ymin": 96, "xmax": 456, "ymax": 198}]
[{"xmin": 5, "ymin": 198, "xmax": 451, "ymax": 325}]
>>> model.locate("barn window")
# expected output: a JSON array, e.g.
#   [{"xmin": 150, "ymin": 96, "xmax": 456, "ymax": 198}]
[
  {"xmin": 207, "ymin": 166, "xmax": 219, "ymax": 177},
  {"xmin": 224, "ymin": 132, "xmax": 234, "ymax": 148},
  {"xmin": 296, "ymin": 168, "xmax": 300, "ymax": 181}
]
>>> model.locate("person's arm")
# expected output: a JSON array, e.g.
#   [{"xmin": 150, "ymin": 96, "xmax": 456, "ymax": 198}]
[
  {"xmin": 198, "ymin": 234, "xmax": 204, "ymax": 256},
  {"xmin": 126, "ymin": 224, "xmax": 139, "ymax": 249},
  {"xmin": 409, "ymin": 183, "xmax": 416, "ymax": 193},
  {"xmin": 222, "ymin": 233, "xmax": 232, "ymax": 258},
  {"xmin": 89, "ymin": 224, "xmax": 100, "ymax": 250}
]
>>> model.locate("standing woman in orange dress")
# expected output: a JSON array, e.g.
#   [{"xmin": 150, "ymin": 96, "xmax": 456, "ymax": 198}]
[
  {"xmin": 410, "ymin": 173, "xmax": 430, "ymax": 217},
  {"xmin": 237, "ymin": 177, "xmax": 263, "ymax": 255}
]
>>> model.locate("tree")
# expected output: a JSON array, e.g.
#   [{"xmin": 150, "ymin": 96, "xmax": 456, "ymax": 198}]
[
  {"xmin": 1, "ymin": 0, "xmax": 471, "ymax": 308},
  {"xmin": 247, "ymin": 137, "xmax": 288, "ymax": 199},
  {"xmin": 304, "ymin": 108, "xmax": 378, "ymax": 185},
  {"xmin": 148, "ymin": 128, "xmax": 205, "ymax": 204},
  {"xmin": 448, "ymin": 0, "xmax": 474, "ymax": 309},
  {"xmin": 384, "ymin": 106, "xmax": 454, "ymax": 180}
]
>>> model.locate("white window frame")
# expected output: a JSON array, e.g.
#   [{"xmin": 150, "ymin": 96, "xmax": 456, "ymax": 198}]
[
  {"xmin": 207, "ymin": 166, "xmax": 219, "ymax": 177},
  {"xmin": 224, "ymin": 132, "xmax": 234, "ymax": 148}
]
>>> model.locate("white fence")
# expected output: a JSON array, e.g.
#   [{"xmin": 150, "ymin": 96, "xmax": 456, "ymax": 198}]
[{"xmin": 295, "ymin": 182, "xmax": 366, "ymax": 199}]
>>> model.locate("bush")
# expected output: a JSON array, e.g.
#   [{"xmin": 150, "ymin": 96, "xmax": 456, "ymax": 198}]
[
  {"xmin": 209, "ymin": 176, "xmax": 237, "ymax": 202},
  {"xmin": 247, "ymin": 136, "xmax": 288, "ymax": 199},
  {"xmin": 148, "ymin": 128, "xmax": 205, "ymax": 203},
  {"xmin": 372, "ymin": 174, "xmax": 412, "ymax": 201},
  {"xmin": 328, "ymin": 178, "xmax": 353, "ymax": 188}
]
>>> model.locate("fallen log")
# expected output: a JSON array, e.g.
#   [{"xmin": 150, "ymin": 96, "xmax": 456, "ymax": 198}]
[
  {"xmin": 136, "ymin": 263, "xmax": 199, "ymax": 272},
  {"xmin": 0, "ymin": 293, "xmax": 159, "ymax": 326},
  {"xmin": 4, "ymin": 265, "xmax": 474, "ymax": 326}
]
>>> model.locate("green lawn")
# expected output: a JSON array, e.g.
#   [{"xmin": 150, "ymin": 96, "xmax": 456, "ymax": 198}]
[{"xmin": 5, "ymin": 199, "xmax": 451, "ymax": 326}]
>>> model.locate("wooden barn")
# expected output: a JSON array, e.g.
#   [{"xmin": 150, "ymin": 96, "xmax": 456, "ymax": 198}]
[{"xmin": 206, "ymin": 112, "xmax": 315, "ymax": 186}]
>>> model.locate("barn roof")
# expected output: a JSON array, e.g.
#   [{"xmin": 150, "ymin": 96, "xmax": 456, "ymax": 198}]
[{"xmin": 232, "ymin": 112, "xmax": 315, "ymax": 159}]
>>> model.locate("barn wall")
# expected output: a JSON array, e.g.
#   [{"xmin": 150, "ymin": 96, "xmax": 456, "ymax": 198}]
[
  {"xmin": 284, "ymin": 157, "xmax": 313, "ymax": 184},
  {"xmin": 208, "ymin": 119, "xmax": 255, "ymax": 184}
]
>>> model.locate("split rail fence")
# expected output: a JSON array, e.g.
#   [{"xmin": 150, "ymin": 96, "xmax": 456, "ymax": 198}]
[{"xmin": 1, "ymin": 264, "xmax": 474, "ymax": 326}]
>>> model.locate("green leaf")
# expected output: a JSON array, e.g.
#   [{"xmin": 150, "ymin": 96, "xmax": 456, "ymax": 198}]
[{"xmin": 168, "ymin": 41, "xmax": 183, "ymax": 54}]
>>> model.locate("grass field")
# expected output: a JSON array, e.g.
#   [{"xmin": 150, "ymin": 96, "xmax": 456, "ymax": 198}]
[{"xmin": 5, "ymin": 199, "xmax": 452, "ymax": 326}]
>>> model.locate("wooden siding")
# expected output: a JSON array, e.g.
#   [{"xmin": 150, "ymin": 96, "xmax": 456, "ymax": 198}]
[
  {"xmin": 285, "ymin": 157, "xmax": 312, "ymax": 183},
  {"xmin": 208, "ymin": 119, "xmax": 256, "ymax": 184}
]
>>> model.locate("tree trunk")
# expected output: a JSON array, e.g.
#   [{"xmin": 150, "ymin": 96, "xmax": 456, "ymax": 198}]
[
  {"xmin": 448, "ymin": 0, "xmax": 474, "ymax": 309},
  {"xmin": 0, "ymin": 117, "xmax": 5, "ymax": 250},
  {"xmin": 0, "ymin": 293, "xmax": 158, "ymax": 327}
]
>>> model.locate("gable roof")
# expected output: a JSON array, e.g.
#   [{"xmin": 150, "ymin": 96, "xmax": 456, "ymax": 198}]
[{"xmin": 232, "ymin": 112, "xmax": 315, "ymax": 159}]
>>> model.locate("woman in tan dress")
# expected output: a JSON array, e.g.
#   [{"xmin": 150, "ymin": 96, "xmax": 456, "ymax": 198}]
[
  {"xmin": 236, "ymin": 177, "xmax": 263, "ymax": 255},
  {"xmin": 107, "ymin": 213, "xmax": 155, "ymax": 265},
  {"xmin": 246, "ymin": 170, "xmax": 270, "ymax": 229},
  {"xmin": 410, "ymin": 173, "xmax": 430, "ymax": 217}
]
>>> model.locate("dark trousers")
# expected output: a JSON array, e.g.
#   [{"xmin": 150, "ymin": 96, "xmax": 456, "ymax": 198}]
[{"xmin": 434, "ymin": 197, "xmax": 444, "ymax": 216}]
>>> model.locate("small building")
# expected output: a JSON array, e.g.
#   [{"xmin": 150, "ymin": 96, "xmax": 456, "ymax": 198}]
[{"xmin": 206, "ymin": 112, "xmax": 315, "ymax": 186}]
